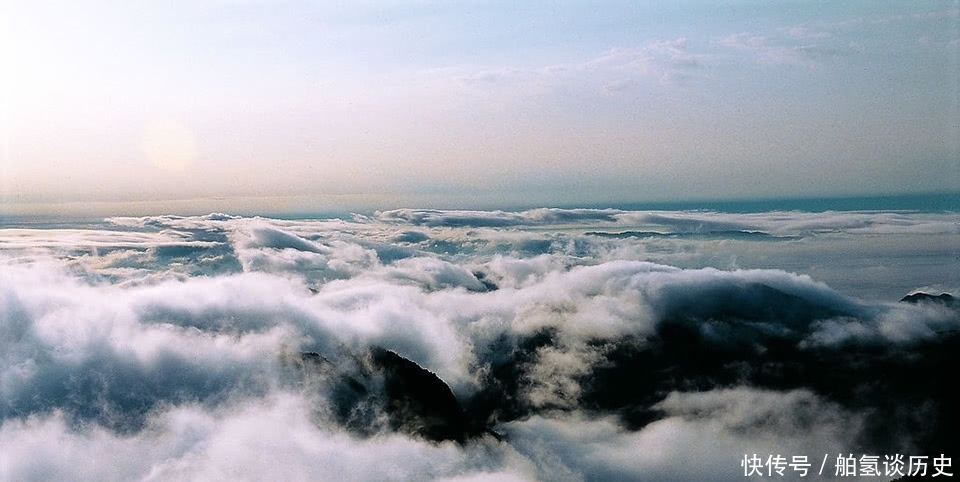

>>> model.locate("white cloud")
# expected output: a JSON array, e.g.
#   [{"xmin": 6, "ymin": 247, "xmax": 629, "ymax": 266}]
[
  {"xmin": 1, "ymin": 211, "xmax": 956, "ymax": 480},
  {"xmin": 0, "ymin": 395, "xmax": 533, "ymax": 482},
  {"xmin": 0, "ymin": 227, "xmax": 208, "ymax": 250}
]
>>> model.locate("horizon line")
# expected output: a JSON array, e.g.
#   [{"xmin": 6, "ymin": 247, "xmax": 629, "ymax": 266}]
[{"xmin": 2, "ymin": 189, "xmax": 958, "ymax": 221}]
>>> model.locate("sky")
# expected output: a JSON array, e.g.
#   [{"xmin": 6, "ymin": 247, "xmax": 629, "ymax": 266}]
[{"xmin": 1, "ymin": 1, "xmax": 959, "ymax": 215}]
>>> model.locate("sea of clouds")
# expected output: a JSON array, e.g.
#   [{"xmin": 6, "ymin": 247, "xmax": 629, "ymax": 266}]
[{"xmin": 1, "ymin": 209, "xmax": 958, "ymax": 481}]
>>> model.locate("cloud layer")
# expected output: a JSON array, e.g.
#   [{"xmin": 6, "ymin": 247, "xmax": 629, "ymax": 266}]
[{"xmin": 2, "ymin": 210, "xmax": 958, "ymax": 481}]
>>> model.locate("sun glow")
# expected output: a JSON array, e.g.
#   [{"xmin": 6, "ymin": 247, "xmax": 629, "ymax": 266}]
[{"xmin": 141, "ymin": 118, "xmax": 198, "ymax": 172}]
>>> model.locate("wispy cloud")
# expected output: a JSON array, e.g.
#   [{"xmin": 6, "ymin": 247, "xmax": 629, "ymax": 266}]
[
  {"xmin": 717, "ymin": 32, "xmax": 830, "ymax": 66},
  {"xmin": 440, "ymin": 35, "xmax": 712, "ymax": 99}
]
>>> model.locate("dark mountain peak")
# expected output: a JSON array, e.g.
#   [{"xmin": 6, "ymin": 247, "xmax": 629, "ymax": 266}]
[
  {"xmin": 900, "ymin": 292, "xmax": 957, "ymax": 306},
  {"xmin": 657, "ymin": 281, "xmax": 848, "ymax": 330},
  {"xmin": 369, "ymin": 347, "xmax": 479, "ymax": 443},
  {"xmin": 293, "ymin": 348, "xmax": 491, "ymax": 444}
]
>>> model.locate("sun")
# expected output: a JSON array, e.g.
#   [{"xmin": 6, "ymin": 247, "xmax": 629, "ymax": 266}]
[{"xmin": 141, "ymin": 118, "xmax": 198, "ymax": 172}]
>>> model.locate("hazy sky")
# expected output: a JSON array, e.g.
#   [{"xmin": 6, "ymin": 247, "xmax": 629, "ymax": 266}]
[{"xmin": 2, "ymin": 1, "xmax": 959, "ymax": 214}]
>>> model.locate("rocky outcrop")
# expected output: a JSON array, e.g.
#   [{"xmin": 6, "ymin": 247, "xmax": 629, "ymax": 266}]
[
  {"xmin": 900, "ymin": 292, "xmax": 958, "ymax": 307},
  {"xmin": 293, "ymin": 348, "xmax": 489, "ymax": 444},
  {"xmin": 291, "ymin": 289, "xmax": 958, "ymax": 455}
]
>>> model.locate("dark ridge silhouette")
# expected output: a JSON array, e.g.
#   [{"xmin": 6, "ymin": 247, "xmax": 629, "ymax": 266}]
[
  {"xmin": 289, "ymin": 289, "xmax": 958, "ymax": 455},
  {"xmin": 369, "ymin": 347, "xmax": 480, "ymax": 443},
  {"xmin": 655, "ymin": 282, "xmax": 850, "ymax": 329},
  {"xmin": 294, "ymin": 349, "xmax": 490, "ymax": 444},
  {"xmin": 900, "ymin": 292, "xmax": 958, "ymax": 307},
  {"xmin": 460, "ymin": 290, "xmax": 959, "ymax": 456}
]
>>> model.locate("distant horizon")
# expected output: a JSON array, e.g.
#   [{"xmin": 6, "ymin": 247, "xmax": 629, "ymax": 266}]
[{"xmin": 2, "ymin": 189, "xmax": 957, "ymax": 222}]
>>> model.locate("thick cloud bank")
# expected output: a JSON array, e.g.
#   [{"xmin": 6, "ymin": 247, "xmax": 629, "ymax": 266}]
[{"xmin": 2, "ymin": 209, "xmax": 958, "ymax": 481}]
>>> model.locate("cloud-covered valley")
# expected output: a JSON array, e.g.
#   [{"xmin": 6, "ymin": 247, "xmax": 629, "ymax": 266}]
[{"xmin": 2, "ymin": 209, "xmax": 958, "ymax": 481}]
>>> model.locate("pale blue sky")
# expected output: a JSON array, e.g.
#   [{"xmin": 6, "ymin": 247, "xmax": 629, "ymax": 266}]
[{"xmin": 2, "ymin": 1, "xmax": 958, "ymax": 214}]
